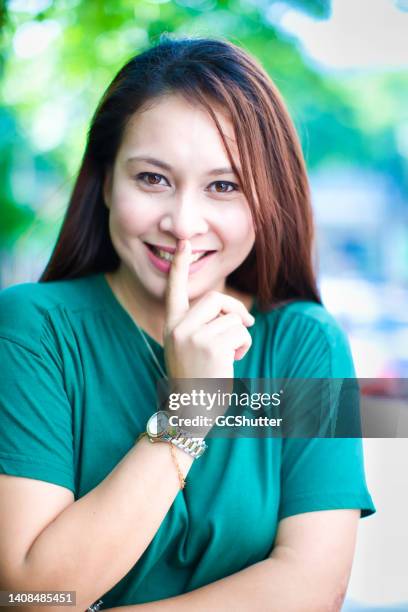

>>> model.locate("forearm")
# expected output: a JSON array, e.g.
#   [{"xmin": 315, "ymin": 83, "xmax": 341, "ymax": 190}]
[
  {"xmin": 10, "ymin": 437, "xmax": 194, "ymax": 612},
  {"xmin": 104, "ymin": 551, "xmax": 344, "ymax": 612}
]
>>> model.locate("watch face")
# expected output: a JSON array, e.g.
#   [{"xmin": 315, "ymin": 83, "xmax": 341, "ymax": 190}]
[{"xmin": 147, "ymin": 411, "xmax": 169, "ymax": 437}]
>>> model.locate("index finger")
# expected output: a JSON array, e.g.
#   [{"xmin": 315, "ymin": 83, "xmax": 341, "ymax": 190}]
[{"xmin": 165, "ymin": 238, "xmax": 191, "ymax": 330}]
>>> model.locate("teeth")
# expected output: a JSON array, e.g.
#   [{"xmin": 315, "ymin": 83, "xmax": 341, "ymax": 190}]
[
  {"xmin": 154, "ymin": 248, "xmax": 205, "ymax": 263},
  {"xmin": 190, "ymin": 254, "xmax": 204, "ymax": 263},
  {"xmin": 156, "ymin": 249, "xmax": 174, "ymax": 262}
]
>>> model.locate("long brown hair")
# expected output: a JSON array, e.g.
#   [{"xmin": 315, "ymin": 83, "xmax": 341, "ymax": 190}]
[{"xmin": 39, "ymin": 34, "xmax": 321, "ymax": 312}]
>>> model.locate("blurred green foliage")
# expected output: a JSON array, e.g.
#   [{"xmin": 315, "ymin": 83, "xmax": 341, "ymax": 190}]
[
  {"xmin": 0, "ymin": 0, "xmax": 406, "ymax": 254},
  {"xmin": 286, "ymin": 0, "xmax": 330, "ymax": 18}
]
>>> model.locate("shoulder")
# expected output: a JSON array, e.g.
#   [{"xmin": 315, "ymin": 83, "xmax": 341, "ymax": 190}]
[
  {"xmin": 0, "ymin": 274, "xmax": 100, "ymax": 354},
  {"xmin": 261, "ymin": 300, "xmax": 356, "ymax": 378},
  {"xmin": 270, "ymin": 300, "xmax": 348, "ymax": 345}
]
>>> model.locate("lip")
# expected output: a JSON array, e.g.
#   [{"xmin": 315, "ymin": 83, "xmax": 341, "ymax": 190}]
[
  {"xmin": 144, "ymin": 242, "xmax": 214, "ymax": 254},
  {"xmin": 143, "ymin": 242, "xmax": 217, "ymax": 275}
]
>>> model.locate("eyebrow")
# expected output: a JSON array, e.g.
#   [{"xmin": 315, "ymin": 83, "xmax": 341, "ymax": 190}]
[{"xmin": 126, "ymin": 155, "xmax": 238, "ymax": 176}]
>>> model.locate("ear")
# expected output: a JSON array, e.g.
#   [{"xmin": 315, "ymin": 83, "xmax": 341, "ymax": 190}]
[{"xmin": 103, "ymin": 167, "xmax": 113, "ymax": 209}]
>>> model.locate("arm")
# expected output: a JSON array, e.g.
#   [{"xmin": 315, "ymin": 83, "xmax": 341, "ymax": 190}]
[
  {"xmin": 104, "ymin": 509, "xmax": 360, "ymax": 612},
  {"xmin": 0, "ymin": 437, "xmax": 194, "ymax": 612}
]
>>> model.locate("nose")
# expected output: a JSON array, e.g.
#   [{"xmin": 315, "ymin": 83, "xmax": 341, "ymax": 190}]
[{"xmin": 159, "ymin": 195, "xmax": 209, "ymax": 240}]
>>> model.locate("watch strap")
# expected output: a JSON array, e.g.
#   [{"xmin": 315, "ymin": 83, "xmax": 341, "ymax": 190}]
[{"xmin": 170, "ymin": 435, "xmax": 207, "ymax": 459}]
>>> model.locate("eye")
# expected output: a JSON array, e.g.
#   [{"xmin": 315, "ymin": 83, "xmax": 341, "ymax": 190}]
[
  {"xmin": 209, "ymin": 181, "xmax": 240, "ymax": 194},
  {"xmin": 135, "ymin": 172, "xmax": 239, "ymax": 194},
  {"xmin": 135, "ymin": 172, "xmax": 169, "ymax": 187}
]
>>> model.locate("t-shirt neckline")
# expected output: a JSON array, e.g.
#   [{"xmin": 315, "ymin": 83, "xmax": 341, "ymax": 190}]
[{"xmin": 96, "ymin": 272, "xmax": 258, "ymax": 351}]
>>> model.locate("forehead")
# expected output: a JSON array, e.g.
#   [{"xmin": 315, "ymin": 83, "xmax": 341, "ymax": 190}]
[{"xmin": 119, "ymin": 93, "xmax": 239, "ymax": 164}]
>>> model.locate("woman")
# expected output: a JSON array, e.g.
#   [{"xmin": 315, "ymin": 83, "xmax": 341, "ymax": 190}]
[{"xmin": 0, "ymin": 35, "xmax": 375, "ymax": 610}]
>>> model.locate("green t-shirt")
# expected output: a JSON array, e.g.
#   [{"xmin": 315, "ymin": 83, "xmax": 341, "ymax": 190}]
[{"xmin": 0, "ymin": 272, "xmax": 375, "ymax": 606}]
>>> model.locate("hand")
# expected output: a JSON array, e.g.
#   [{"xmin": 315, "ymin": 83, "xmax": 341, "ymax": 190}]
[{"xmin": 163, "ymin": 238, "xmax": 254, "ymax": 381}]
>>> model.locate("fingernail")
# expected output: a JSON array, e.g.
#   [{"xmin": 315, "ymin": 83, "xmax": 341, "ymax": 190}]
[{"xmin": 179, "ymin": 240, "xmax": 186, "ymax": 252}]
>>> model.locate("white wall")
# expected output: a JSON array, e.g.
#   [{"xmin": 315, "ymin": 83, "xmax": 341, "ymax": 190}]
[{"xmin": 347, "ymin": 438, "xmax": 408, "ymax": 606}]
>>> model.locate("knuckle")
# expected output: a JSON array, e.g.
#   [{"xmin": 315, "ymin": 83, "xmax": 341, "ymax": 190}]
[
  {"xmin": 229, "ymin": 294, "xmax": 244, "ymax": 307},
  {"xmin": 237, "ymin": 326, "xmax": 252, "ymax": 346},
  {"xmin": 207, "ymin": 290, "xmax": 220, "ymax": 301},
  {"xmin": 245, "ymin": 331, "xmax": 253, "ymax": 345},
  {"xmin": 169, "ymin": 325, "xmax": 184, "ymax": 344},
  {"xmin": 191, "ymin": 332, "xmax": 212, "ymax": 354},
  {"xmin": 228, "ymin": 312, "xmax": 242, "ymax": 325},
  {"xmin": 190, "ymin": 331, "xmax": 204, "ymax": 348}
]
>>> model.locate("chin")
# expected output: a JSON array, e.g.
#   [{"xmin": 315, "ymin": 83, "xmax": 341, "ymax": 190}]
[{"xmin": 157, "ymin": 275, "xmax": 214, "ymax": 300}]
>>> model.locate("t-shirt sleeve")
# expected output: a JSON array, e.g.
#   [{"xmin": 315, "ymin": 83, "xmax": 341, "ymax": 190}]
[
  {"xmin": 273, "ymin": 304, "xmax": 376, "ymax": 521},
  {"xmin": 0, "ymin": 308, "xmax": 75, "ymax": 493}
]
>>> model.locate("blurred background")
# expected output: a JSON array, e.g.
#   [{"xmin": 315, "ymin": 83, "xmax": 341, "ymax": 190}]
[
  {"xmin": 1, "ymin": 0, "xmax": 408, "ymax": 378},
  {"xmin": 1, "ymin": 0, "xmax": 407, "ymax": 609}
]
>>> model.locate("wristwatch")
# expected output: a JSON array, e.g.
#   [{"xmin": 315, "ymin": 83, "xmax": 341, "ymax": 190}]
[{"xmin": 146, "ymin": 410, "xmax": 207, "ymax": 459}]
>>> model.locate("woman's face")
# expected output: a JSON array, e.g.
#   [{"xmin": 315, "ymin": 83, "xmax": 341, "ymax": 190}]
[{"xmin": 103, "ymin": 93, "xmax": 256, "ymax": 303}]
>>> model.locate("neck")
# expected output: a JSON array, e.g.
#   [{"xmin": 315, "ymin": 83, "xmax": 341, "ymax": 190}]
[{"xmin": 105, "ymin": 264, "xmax": 230, "ymax": 346}]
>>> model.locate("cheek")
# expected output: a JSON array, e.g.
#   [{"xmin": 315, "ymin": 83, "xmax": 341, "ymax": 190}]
[
  {"xmin": 219, "ymin": 205, "xmax": 255, "ymax": 247},
  {"xmin": 109, "ymin": 191, "xmax": 153, "ymax": 235}
]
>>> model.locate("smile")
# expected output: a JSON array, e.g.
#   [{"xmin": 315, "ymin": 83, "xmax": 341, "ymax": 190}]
[
  {"xmin": 143, "ymin": 242, "xmax": 217, "ymax": 274},
  {"xmin": 147, "ymin": 244, "xmax": 209, "ymax": 263}
]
